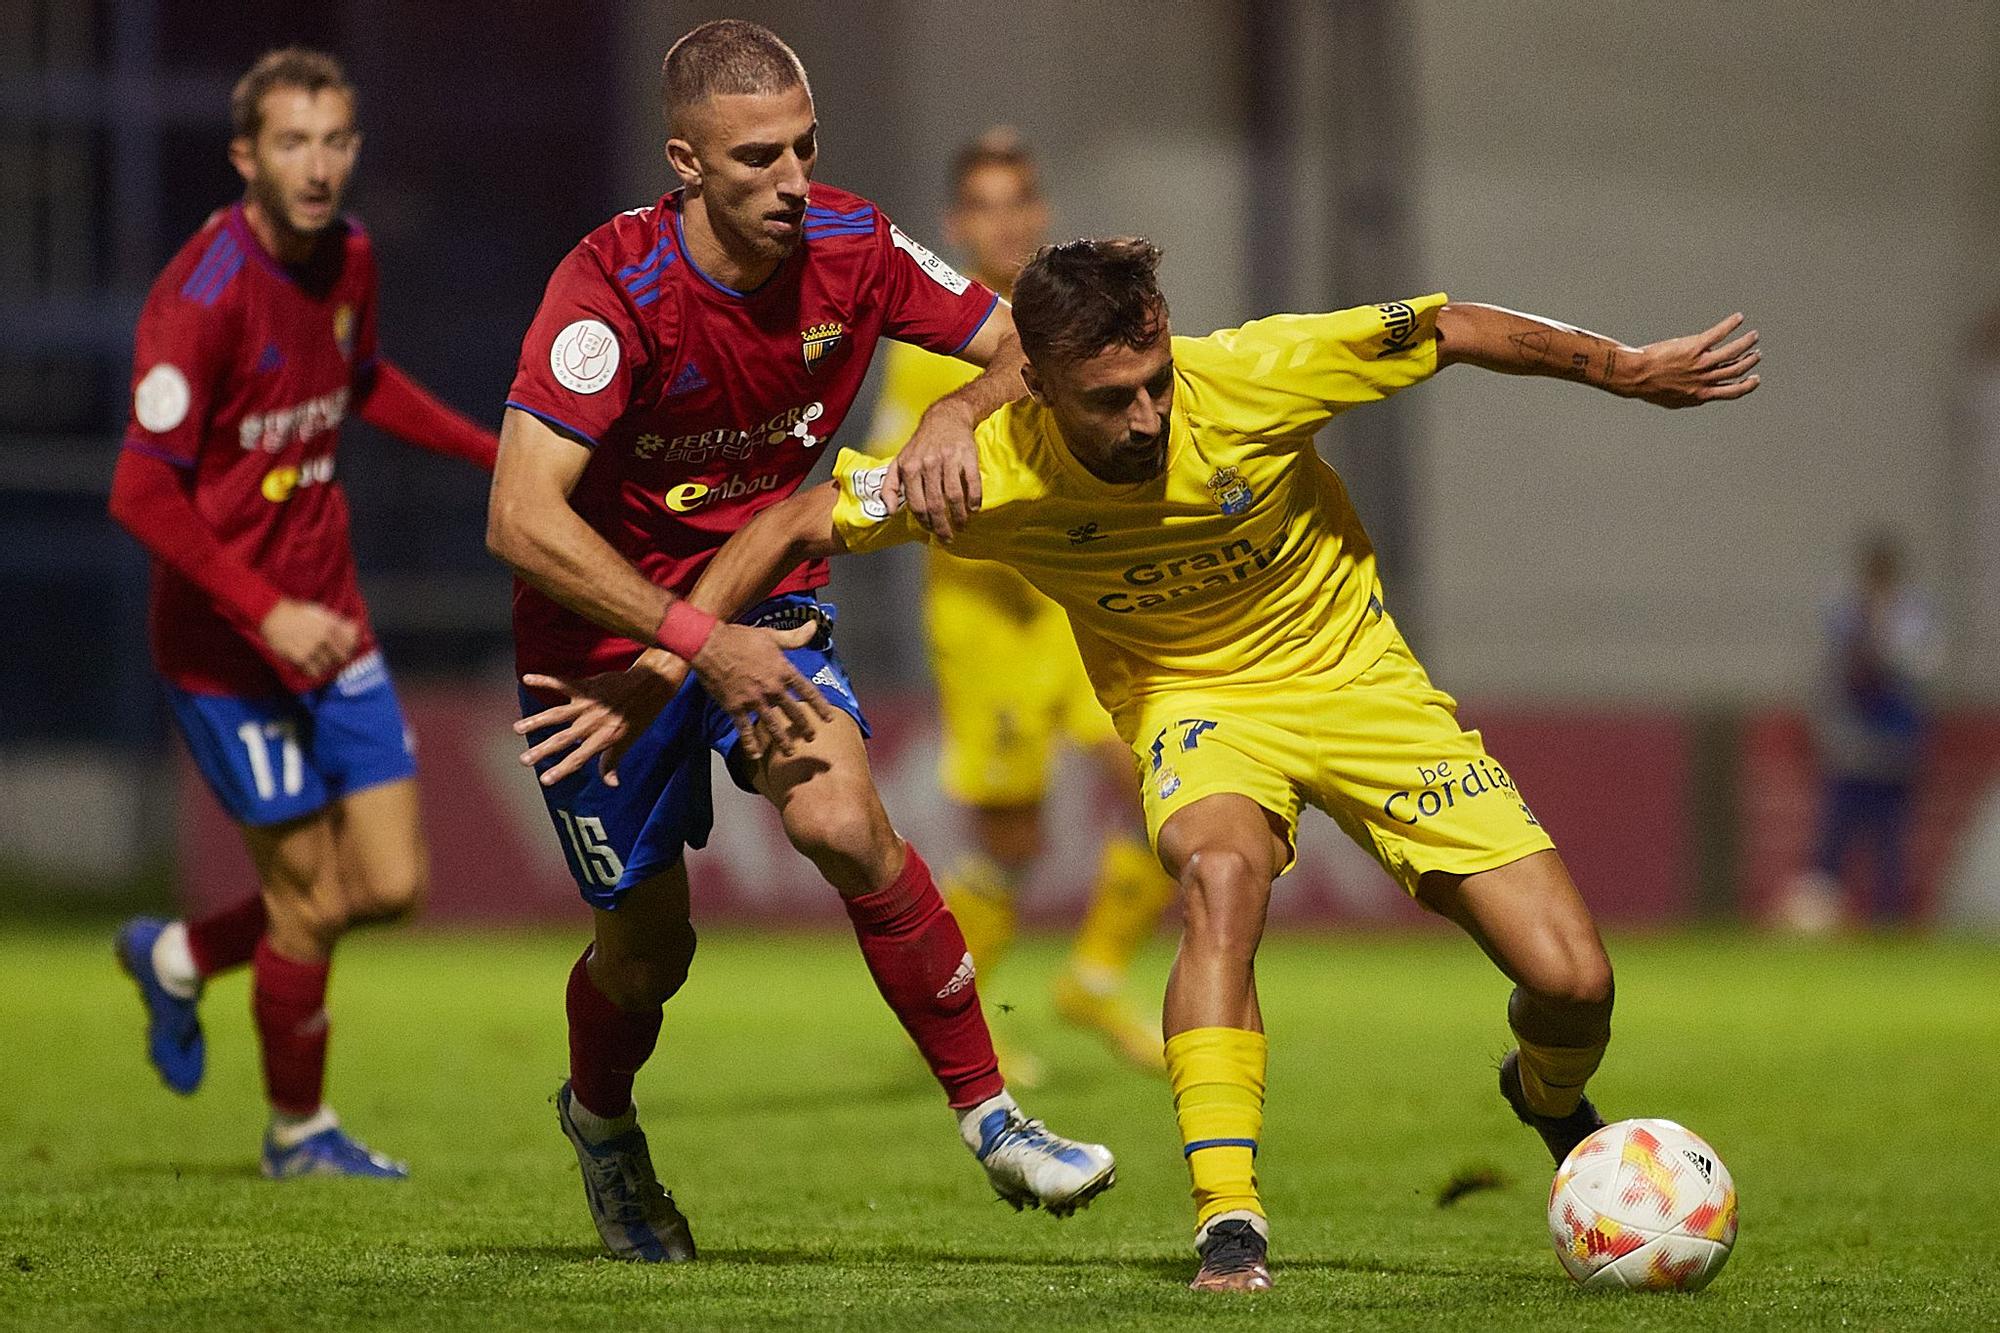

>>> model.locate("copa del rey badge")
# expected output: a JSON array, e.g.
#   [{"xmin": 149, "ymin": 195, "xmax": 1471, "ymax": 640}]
[{"xmin": 801, "ymin": 320, "xmax": 845, "ymax": 373}]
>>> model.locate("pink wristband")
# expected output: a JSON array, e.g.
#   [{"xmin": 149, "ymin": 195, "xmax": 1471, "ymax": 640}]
[{"xmin": 656, "ymin": 600, "xmax": 720, "ymax": 659}]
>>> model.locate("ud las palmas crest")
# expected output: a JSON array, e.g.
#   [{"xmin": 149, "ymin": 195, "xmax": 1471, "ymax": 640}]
[
  {"xmin": 801, "ymin": 320, "xmax": 845, "ymax": 372},
  {"xmin": 1206, "ymin": 465, "xmax": 1254, "ymax": 515}
]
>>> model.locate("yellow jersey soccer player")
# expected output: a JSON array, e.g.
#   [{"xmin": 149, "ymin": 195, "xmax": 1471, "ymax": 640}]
[
  {"xmin": 863, "ymin": 132, "xmax": 1173, "ymax": 1083},
  {"xmin": 635, "ymin": 238, "xmax": 1761, "ymax": 1291}
]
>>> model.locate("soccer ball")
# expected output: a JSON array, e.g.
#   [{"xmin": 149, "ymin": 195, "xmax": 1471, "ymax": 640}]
[{"xmin": 1546, "ymin": 1118, "xmax": 1738, "ymax": 1292}]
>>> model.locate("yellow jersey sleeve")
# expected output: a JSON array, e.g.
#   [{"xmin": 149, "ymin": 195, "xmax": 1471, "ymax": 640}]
[
  {"xmin": 830, "ymin": 446, "xmax": 929, "ymax": 555},
  {"xmin": 1180, "ymin": 292, "xmax": 1448, "ymax": 441},
  {"xmin": 859, "ymin": 339, "xmax": 982, "ymax": 458}
]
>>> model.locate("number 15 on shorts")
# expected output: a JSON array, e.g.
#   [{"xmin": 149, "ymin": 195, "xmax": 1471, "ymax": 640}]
[{"xmin": 556, "ymin": 809, "xmax": 625, "ymax": 888}]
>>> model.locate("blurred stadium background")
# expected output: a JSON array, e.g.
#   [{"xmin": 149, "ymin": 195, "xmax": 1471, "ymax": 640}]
[{"xmin": 4, "ymin": 0, "xmax": 1999, "ymax": 934}]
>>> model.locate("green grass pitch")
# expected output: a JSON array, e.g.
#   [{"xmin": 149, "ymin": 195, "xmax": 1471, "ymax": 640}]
[{"xmin": 2, "ymin": 922, "xmax": 1996, "ymax": 1330}]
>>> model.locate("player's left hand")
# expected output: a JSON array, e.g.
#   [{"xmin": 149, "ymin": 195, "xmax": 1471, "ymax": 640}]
[
  {"xmin": 1625, "ymin": 313, "xmax": 1762, "ymax": 408},
  {"xmin": 516, "ymin": 652, "xmax": 688, "ymax": 788},
  {"xmin": 882, "ymin": 399, "xmax": 982, "ymax": 542}
]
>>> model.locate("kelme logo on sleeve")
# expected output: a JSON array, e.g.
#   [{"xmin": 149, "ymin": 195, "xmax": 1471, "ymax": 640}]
[{"xmin": 1374, "ymin": 301, "xmax": 1419, "ymax": 356}]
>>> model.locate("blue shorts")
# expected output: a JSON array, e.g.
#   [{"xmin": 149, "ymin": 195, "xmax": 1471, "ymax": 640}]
[
  {"xmin": 522, "ymin": 594, "xmax": 867, "ymax": 910},
  {"xmin": 168, "ymin": 649, "xmax": 418, "ymax": 827}
]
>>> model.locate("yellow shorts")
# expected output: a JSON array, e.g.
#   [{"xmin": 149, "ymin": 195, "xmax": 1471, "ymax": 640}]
[
  {"xmin": 1125, "ymin": 635, "xmax": 1555, "ymax": 894},
  {"xmin": 925, "ymin": 554, "xmax": 1119, "ymax": 807}
]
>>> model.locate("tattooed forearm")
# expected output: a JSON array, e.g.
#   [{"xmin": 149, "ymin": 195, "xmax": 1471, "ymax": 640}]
[
  {"xmin": 1507, "ymin": 329, "xmax": 1553, "ymax": 368},
  {"xmin": 1600, "ymin": 346, "xmax": 1621, "ymax": 389}
]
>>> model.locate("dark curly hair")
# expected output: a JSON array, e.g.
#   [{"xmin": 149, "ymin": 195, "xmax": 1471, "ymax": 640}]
[{"xmin": 1012, "ymin": 237, "xmax": 1168, "ymax": 365}]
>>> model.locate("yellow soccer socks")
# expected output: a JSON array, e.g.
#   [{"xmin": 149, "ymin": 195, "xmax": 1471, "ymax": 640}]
[
  {"xmin": 1510, "ymin": 1032, "xmax": 1607, "ymax": 1118},
  {"xmin": 1166, "ymin": 1026, "xmax": 1268, "ymax": 1230},
  {"xmin": 940, "ymin": 855, "xmax": 1021, "ymax": 977},
  {"xmin": 1067, "ymin": 835, "xmax": 1175, "ymax": 984}
]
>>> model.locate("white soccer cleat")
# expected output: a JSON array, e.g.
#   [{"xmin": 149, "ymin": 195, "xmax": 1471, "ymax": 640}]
[
  {"xmin": 962, "ymin": 1095, "xmax": 1116, "ymax": 1217},
  {"xmin": 555, "ymin": 1082, "xmax": 697, "ymax": 1262}
]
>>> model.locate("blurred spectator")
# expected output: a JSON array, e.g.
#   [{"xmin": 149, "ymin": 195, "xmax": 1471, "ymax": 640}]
[{"xmin": 1788, "ymin": 533, "xmax": 1941, "ymax": 927}]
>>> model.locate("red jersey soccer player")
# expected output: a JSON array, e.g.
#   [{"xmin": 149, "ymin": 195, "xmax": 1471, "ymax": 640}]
[
  {"xmin": 488, "ymin": 21, "xmax": 1113, "ymax": 1261},
  {"xmin": 109, "ymin": 49, "xmax": 498, "ymax": 1179}
]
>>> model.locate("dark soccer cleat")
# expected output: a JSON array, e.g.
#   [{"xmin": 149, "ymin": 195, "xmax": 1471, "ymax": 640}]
[
  {"xmin": 1499, "ymin": 1048, "xmax": 1607, "ymax": 1164},
  {"xmin": 1190, "ymin": 1215, "xmax": 1273, "ymax": 1292},
  {"xmin": 115, "ymin": 917, "xmax": 205, "ymax": 1095},
  {"xmin": 556, "ymin": 1082, "xmax": 697, "ymax": 1262}
]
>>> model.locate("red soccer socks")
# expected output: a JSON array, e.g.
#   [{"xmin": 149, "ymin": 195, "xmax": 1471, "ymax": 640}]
[
  {"xmin": 251, "ymin": 938, "xmax": 330, "ymax": 1117},
  {"xmin": 842, "ymin": 845, "xmax": 1006, "ymax": 1109},
  {"xmin": 565, "ymin": 947, "xmax": 664, "ymax": 1121}
]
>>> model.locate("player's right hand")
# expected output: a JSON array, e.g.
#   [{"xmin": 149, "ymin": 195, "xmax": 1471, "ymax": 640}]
[
  {"xmin": 516, "ymin": 651, "xmax": 689, "ymax": 788},
  {"xmin": 690, "ymin": 622, "xmax": 836, "ymax": 763},
  {"xmin": 259, "ymin": 598, "xmax": 360, "ymax": 680}
]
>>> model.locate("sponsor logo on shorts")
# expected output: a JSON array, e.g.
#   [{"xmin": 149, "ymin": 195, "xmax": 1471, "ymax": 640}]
[
  {"xmin": 550, "ymin": 318, "xmax": 619, "ymax": 394},
  {"xmin": 1099, "ymin": 534, "xmax": 1284, "ymax": 614},
  {"xmin": 334, "ymin": 649, "xmax": 388, "ymax": 697},
  {"xmin": 134, "ymin": 363, "xmax": 191, "ymax": 433},
  {"xmin": 1381, "ymin": 757, "xmax": 1538, "ymax": 827}
]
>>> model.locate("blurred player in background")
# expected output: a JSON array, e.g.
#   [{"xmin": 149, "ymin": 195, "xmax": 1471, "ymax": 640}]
[
  {"xmin": 675, "ymin": 237, "xmax": 1762, "ymax": 1290},
  {"xmin": 862, "ymin": 131, "xmax": 1173, "ymax": 1086},
  {"xmin": 489, "ymin": 21, "xmax": 1111, "ymax": 1263},
  {"xmin": 1786, "ymin": 531, "xmax": 1939, "ymax": 927},
  {"xmin": 108, "ymin": 49, "xmax": 499, "ymax": 1178}
]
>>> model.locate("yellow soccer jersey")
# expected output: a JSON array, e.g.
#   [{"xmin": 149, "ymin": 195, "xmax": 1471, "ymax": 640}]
[
  {"xmin": 863, "ymin": 338, "xmax": 1047, "ymax": 607},
  {"xmin": 832, "ymin": 294, "xmax": 1447, "ymax": 733}
]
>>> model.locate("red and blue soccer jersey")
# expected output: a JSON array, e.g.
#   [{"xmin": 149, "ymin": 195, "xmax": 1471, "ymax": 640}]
[
  {"xmin": 504, "ymin": 183, "xmax": 998, "ymax": 677},
  {"xmin": 124, "ymin": 202, "xmax": 380, "ymax": 696}
]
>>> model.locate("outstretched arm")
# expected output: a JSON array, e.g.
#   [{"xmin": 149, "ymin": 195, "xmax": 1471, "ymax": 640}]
[
  {"xmin": 356, "ymin": 359, "xmax": 499, "ymax": 469},
  {"xmin": 1436, "ymin": 303, "xmax": 1760, "ymax": 408},
  {"xmin": 882, "ymin": 301, "xmax": 1026, "ymax": 541}
]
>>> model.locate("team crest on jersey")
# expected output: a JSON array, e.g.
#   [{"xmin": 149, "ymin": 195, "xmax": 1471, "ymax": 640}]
[
  {"xmin": 1206, "ymin": 466, "xmax": 1254, "ymax": 515},
  {"xmin": 333, "ymin": 304, "xmax": 356, "ymax": 360},
  {"xmin": 801, "ymin": 321, "xmax": 846, "ymax": 373}
]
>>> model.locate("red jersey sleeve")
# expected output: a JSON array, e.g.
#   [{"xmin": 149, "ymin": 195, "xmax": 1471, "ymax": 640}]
[
  {"xmin": 125, "ymin": 278, "xmax": 235, "ymax": 468},
  {"xmin": 505, "ymin": 244, "xmax": 651, "ymax": 448},
  {"xmin": 875, "ymin": 213, "xmax": 1000, "ymax": 359}
]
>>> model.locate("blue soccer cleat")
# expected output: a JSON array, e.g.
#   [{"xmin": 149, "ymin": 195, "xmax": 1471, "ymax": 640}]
[
  {"xmin": 972, "ymin": 1104, "xmax": 1117, "ymax": 1218},
  {"xmin": 261, "ymin": 1124, "xmax": 409, "ymax": 1179},
  {"xmin": 114, "ymin": 917, "xmax": 204, "ymax": 1095},
  {"xmin": 556, "ymin": 1082, "xmax": 697, "ymax": 1262}
]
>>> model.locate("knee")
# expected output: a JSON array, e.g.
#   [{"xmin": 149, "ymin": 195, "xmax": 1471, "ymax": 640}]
[
  {"xmin": 593, "ymin": 923, "xmax": 698, "ymax": 1009},
  {"xmin": 1178, "ymin": 848, "xmax": 1269, "ymax": 960},
  {"xmin": 782, "ymin": 785, "xmax": 896, "ymax": 886},
  {"xmin": 1523, "ymin": 944, "xmax": 1615, "ymax": 1014},
  {"xmin": 265, "ymin": 878, "xmax": 352, "ymax": 948},
  {"xmin": 349, "ymin": 864, "xmax": 428, "ymax": 927}
]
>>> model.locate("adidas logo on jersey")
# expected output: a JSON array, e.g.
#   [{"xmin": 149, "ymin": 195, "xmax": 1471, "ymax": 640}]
[
  {"xmin": 936, "ymin": 951, "xmax": 977, "ymax": 1000},
  {"xmin": 810, "ymin": 665, "xmax": 840, "ymax": 689},
  {"xmin": 669, "ymin": 360, "xmax": 709, "ymax": 396}
]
